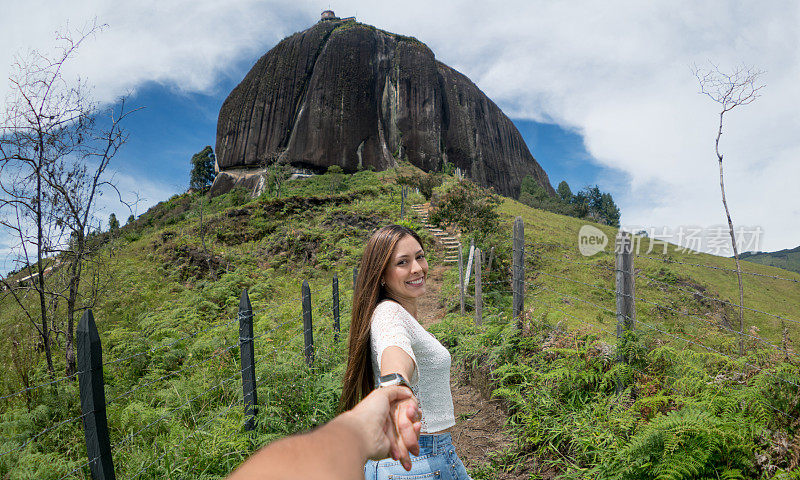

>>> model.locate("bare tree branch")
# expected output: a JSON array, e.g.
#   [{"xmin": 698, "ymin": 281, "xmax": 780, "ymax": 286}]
[{"xmin": 693, "ymin": 61, "xmax": 765, "ymax": 356}]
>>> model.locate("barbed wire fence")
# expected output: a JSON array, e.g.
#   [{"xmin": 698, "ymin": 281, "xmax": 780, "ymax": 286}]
[
  {"xmin": 449, "ymin": 218, "xmax": 800, "ymax": 463},
  {"xmin": 0, "ymin": 268, "xmax": 356, "ymax": 479}
]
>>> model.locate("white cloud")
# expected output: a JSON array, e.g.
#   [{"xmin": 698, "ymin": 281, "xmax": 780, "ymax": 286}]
[{"xmin": 2, "ymin": 0, "xmax": 798, "ymax": 254}]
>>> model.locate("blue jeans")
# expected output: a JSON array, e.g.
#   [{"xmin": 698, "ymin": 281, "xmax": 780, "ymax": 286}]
[{"xmin": 364, "ymin": 433, "xmax": 473, "ymax": 480}]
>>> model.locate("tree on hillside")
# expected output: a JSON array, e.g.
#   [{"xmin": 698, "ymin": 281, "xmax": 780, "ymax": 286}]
[
  {"xmin": 519, "ymin": 175, "xmax": 550, "ymax": 203},
  {"xmin": 109, "ymin": 213, "xmax": 120, "ymax": 232},
  {"xmin": 557, "ymin": 180, "xmax": 573, "ymax": 203},
  {"xmin": 598, "ymin": 192, "xmax": 621, "ymax": 227},
  {"xmin": 190, "ymin": 146, "xmax": 216, "ymax": 191},
  {"xmin": 266, "ymin": 158, "xmax": 292, "ymax": 197},
  {"xmin": 0, "ymin": 24, "xmax": 136, "ymax": 375},
  {"xmin": 693, "ymin": 62, "xmax": 764, "ymax": 356}
]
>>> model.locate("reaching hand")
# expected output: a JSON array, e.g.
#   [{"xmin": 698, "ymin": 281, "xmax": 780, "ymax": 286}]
[
  {"xmin": 344, "ymin": 386, "xmax": 422, "ymax": 470},
  {"xmin": 389, "ymin": 395, "xmax": 421, "ymax": 470}
]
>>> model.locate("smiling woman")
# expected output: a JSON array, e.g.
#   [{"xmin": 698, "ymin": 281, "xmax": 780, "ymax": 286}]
[
  {"xmin": 340, "ymin": 224, "xmax": 472, "ymax": 479},
  {"xmin": 381, "ymin": 235, "xmax": 429, "ymax": 312}
]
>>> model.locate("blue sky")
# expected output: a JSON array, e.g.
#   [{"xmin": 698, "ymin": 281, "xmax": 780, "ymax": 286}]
[{"xmin": 2, "ymin": 1, "xmax": 799, "ymax": 274}]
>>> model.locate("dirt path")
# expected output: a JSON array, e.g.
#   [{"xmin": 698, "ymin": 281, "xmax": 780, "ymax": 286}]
[{"xmin": 421, "ymin": 264, "xmax": 529, "ymax": 479}]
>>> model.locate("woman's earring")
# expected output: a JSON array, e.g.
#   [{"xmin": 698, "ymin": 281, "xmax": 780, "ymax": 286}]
[{"xmin": 380, "ymin": 279, "xmax": 385, "ymax": 286}]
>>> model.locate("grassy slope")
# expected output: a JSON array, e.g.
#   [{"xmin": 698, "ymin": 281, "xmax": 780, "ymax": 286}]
[
  {"xmin": 741, "ymin": 246, "xmax": 800, "ymax": 275},
  {"xmin": 431, "ymin": 197, "xmax": 800, "ymax": 479},
  {"xmin": 499, "ymin": 199, "xmax": 800, "ymax": 352},
  {"xmin": 0, "ymin": 169, "xmax": 434, "ymax": 479},
  {"xmin": 2, "ymin": 170, "xmax": 799, "ymax": 479}
]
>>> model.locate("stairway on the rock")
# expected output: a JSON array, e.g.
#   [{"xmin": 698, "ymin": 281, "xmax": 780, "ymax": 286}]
[{"xmin": 410, "ymin": 204, "xmax": 461, "ymax": 265}]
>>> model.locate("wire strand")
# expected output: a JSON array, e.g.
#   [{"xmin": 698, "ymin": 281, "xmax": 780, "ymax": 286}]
[
  {"xmin": 527, "ymin": 293, "xmax": 798, "ymax": 422},
  {"xmin": 634, "ymin": 271, "xmax": 800, "ymax": 327},
  {"xmin": 106, "ymin": 342, "xmax": 241, "ymax": 406},
  {"xmin": 56, "ymin": 455, "xmax": 100, "ymax": 480},
  {"xmin": 635, "ymin": 255, "xmax": 800, "ymax": 284},
  {"xmin": 0, "ymin": 370, "xmax": 82, "ymax": 402},
  {"xmin": 111, "ymin": 369, "xmax": 243, "ymax": 451},
  {"xmin": 0, "ymin": 411, "xmax": 89, "ymax": 457},
  {"xmin": 127, "ymin": 396, "xmax": 243, "ymax": 480}
]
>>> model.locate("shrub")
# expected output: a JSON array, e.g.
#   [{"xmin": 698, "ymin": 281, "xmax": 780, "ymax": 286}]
[
  {"xmin": 396, "ymin": 170, "xmax": 443, "ymax": 200},
  {"xmin": 428, "ymin": 180, "xmax": 500, "ymax": 235}
]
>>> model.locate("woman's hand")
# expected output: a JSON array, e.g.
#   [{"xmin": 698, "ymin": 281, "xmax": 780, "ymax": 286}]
[
  {"xmin": 389, "ymin": 394, "xmax": 422, "ymax": 470},
  {"xmin": 343, "ymin": 386, "xmax": 422, "ymax": 469}
]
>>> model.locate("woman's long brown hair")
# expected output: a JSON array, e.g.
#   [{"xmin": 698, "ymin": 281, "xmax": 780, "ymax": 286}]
[{"xmin": 339, "ymin": 224, "xmax": 423, "ymax": 412}]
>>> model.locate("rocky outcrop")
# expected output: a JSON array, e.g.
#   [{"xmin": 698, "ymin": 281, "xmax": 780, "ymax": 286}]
[{"xmin": 215, "ymin": 19, "xmax": 554, "ymax": 198}]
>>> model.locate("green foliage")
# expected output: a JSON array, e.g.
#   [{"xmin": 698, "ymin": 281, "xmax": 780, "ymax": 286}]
[
  {"xmin": 740, "ymin": 246, "xmax": 800, "ymax": 275},
  {"xmin": 396, "ymin": 169, "xmax": 443, "ymax": 200},
  {"xmin": 189, "ymin": 146, "xmax": 216, "ymax": 191},
  {"xmin": 574, "ymin": 185, "xmax": 621, "ymax": 227},
  {"xmin": 601, "ymin": 407, "xmax": 756, "ymax": 479},
  {"xmin": 428, "ymin": 179, "xmax": 500, "ymax": 235},
  {"xmin": 0, "ymin": 168, "xmax": 415, "ymax": 478},
  {"xmin": 519, "ymin": 177, "xmax": 621, "ymax": 227},
  {"xmin": 518, "ymin": 175, "xmax": 577, "ymax": 217},
  {"xmin": 265, "ymin": 159, "xmax": 292, "ymax": 198},
  {"xmin": 326, "ymin": 165, "xmax": 345, "ymax": 194},
  {"xmin": 109, "ymin": 212, "xmax": 120, "ymax": 232},
  {"xmin": 433, "ymin": 290, "xmax": 799, "ymax": 479},
  {"xmin": 3, "ymin": 162, "xmax": 800, "ymax": 479},
  {"xmin": 557, "ymin": 180, "xmax": 573, "ymax": 202}
]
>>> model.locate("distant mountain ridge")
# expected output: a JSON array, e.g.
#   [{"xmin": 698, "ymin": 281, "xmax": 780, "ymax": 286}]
[
  {"xmin": 739, "ymin": 245, "xmax": 800, "ymax": 274},
  {"xmin": 213, "ymin": 15, "xmax": 554, "ymax": 198}
]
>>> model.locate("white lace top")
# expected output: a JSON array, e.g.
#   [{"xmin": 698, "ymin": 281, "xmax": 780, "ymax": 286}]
[{"xmin": 370, "ymin": 300, "xmax": 455, "ymax": 433}]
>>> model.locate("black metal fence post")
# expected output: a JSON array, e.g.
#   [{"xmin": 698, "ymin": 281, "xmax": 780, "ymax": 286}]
[
  {"xmin": 238, "ymin": 289, "xmax": 258, "ymax": 431},
  {"xmin": 77, "ymin": 310, "xmax": 116, "ymax": 480},
  {"xmin": 302, "ymin": 280, "xmax": 314, "ymax": 366},
  {"xmin": 352, "ymin": 267, "xmax": 358, "ymax": 292},
  {"xmin": 513, "ymin": 217, "xmax": 525, "ymax": 329},
  {"xmin": 400, "ymin": 186, "xmax": 407, "ymax": 219},
  {"xmin": 333, "ymin": 273, "xmax": 340, "ymax": 343}
]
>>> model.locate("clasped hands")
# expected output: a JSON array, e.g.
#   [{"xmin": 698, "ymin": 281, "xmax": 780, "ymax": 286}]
[{"xmin": 340, "ymin": 386, "xmax": 422, "ymax": 471}]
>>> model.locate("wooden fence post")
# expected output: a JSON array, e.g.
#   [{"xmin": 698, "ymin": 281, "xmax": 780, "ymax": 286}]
[
  {"xmin": 302, "ymin": 280, "xmax": 314, "ymax": 366},
  {"xmin": 458, "ymin": 242, "xmax": 465, "ymax": 315},
  {"xmin": 238, "ymin": 289, "xmax": 258, "ymax": 431},
  {"xmin": 77, "ymin": 310, "xmax": 116, "ymax": 480},
  {"xmin": 513, "ymin": 217, "xmax": 525, "ymax": 329},
  {"xmin": 474, "ymin": 248, "xmax": 483, "ymax": 325},
  {"xmin": 615, "ymin": 232, "xmax": 636, "ymax": 339},
  {"xmin": 487, "ymin": 246, "xmax": 495, "ymax": 273},
  {"xmin": 464, "ymin": 239, "xmax": 475, "ymax": 289},
  {"xmin": 332, "ymin": 273, "xmax": 340, "ymax": 343}
]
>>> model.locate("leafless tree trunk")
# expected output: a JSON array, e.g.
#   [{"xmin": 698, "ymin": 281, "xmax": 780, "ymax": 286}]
[
  {"xmin": 693, "ymin": 62, "xmax": 764, "ymax": 356},
  {"xmin": 0, "ymin": 22, "xmax": 136, "ymax": 376}
]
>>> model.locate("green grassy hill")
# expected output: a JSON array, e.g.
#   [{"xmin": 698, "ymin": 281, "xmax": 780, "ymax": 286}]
[
  {"xmin": 741, "ymin": 246, "xmax": 800, "ymax": 275},
  {"xmin": 1, "ymin": 168, "xmax": 798, "ymax": 479},
  {"xmin": 434, "ymin": 194, "xmax": 800, "ymax": 478}
]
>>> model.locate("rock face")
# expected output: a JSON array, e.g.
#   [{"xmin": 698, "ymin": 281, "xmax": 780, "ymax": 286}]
[{"xmin": 215, "ymin": 19, "xmax": 554, "ymax": 198}]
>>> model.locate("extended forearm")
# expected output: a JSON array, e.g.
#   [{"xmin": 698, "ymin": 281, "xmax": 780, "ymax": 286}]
[{"xmin": 227, "ymin": 414, "xmax": 367, "ymax": 480}]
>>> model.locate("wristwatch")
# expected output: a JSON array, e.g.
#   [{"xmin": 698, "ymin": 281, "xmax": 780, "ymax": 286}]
[{"xmin": 378, "ymin": 373, "xmax": 412, "ymax": 390}]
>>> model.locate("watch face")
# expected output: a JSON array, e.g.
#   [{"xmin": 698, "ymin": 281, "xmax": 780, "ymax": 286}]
[
  {"xmin": 380, "ymin": 373, "xmax": 401, "ymax": 384},
  {"xmin": 379, "ymin": 373, "xmax": 407, "ymax": 388}
]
